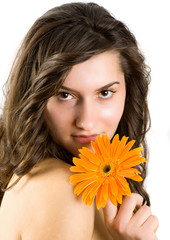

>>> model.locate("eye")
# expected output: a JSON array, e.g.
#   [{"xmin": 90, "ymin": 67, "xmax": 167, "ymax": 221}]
[
  {"xmin": 99, "ymin": 90, "xmax": 114, "ymax": 99},
  {"xmin": 57, "ymin": 92, "xmax": 73, "ymax": 100}
]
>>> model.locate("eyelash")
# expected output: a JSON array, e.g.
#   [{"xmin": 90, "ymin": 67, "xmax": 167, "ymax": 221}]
[
  {"xmin": 98, "ymin": 90, "xmax": 116, "ymax": 99},
  {"xmin": 56, "ymin": 89, "xmax": 116, "ymax": 101},
  {"xmin": 57, "ymin": 92, "xmax": 73, "ymax": 100}
]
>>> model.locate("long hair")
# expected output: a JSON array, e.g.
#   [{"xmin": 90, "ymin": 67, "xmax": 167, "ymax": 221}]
[{"xmin": 0, "ymin": 2, "xmax": 151, "ymax": 205}]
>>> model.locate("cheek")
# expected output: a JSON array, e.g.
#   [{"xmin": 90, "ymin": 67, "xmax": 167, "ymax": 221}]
[
  {"xmin": 47, "ymin": 111, "xmax": 71, "ymax": 133},
  {"xmin": 100, "ymin": 99, "xmax": 125, "ymax": 140},
  {"xmin": 100, "ymin": 100, "xmax": 125, "ymax": 124},
  {"xmin": 45, "ymin": 104, "xmax": 68, "ymax": 135}
]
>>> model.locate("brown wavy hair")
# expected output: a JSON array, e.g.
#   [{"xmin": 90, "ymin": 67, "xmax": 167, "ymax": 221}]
[{"xmin": 0, "ymin": 2, "xmax": 151, "ymax": 205}]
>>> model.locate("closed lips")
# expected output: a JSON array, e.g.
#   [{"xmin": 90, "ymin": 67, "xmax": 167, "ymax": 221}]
[{"xmin": 72, "ymin": 135, "xmax": 98, "ymax": 143}]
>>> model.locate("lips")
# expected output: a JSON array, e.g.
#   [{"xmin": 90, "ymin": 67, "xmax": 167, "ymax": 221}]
[{"xmin": 72, "ymin": 134, "xmax": 98, "ymax": 144}]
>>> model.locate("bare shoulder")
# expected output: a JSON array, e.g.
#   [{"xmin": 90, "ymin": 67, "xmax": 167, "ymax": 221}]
[{"xmin": 0, "ymin": 158, "xmax": 95, "ymax": 240}]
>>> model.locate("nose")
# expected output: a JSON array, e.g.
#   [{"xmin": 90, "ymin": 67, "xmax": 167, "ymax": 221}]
[{"xmin": 75, "ymin": 100, "xmax": 96, "ymax": 131}]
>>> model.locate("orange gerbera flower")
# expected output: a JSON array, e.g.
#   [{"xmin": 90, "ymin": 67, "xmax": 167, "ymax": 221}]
[{"xmin": 69, "ymin": 134, "xmax": 146, "ymax": 210}]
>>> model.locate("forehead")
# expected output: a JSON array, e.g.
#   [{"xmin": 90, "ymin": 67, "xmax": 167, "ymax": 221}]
[{"xmin": 62, "ymin": 51, "xmax": 124, "ymax": 90}]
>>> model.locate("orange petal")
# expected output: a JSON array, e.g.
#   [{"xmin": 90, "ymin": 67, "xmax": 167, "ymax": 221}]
[
  {"xmin": 70, "ymin": 165, "xmax": 87, "ymax": 173},
  {"xmin": 91, "ymin": 141, "xmax": 102, "ymax": 160},
  {"xmin": 70, "ymin": 134, "xmax": 145, "ymax": 209},
  {"xmin": 116, "ymin": 189, "xmax": 123, "ymax": 204},
  {"xmin": 116, "ymin": 175, "xmax": 129, "ymax": 191},
  {"xmin": 118, "ymin": 168, "xmax": 141, "ymax": 178},
  {"xmin": 100, "ymin": 183, "xmax": 108, "ymax": 208},
  {"xmin": 85, "ymin": 192, "xmax": 95, "ymax": 206},
  {"xmin": 102, "ymin": 181, "xmax": 109, "ymax": 201},
  {"xmin": 96, "ymin": 185, "xmax": 103, "ymax": 210},
  {"xmin": 102, "ymin": 135, "xmax": 111, "ymax": 157},
  {"xmin": 69, "ymin": 172, "xmax": 96, "ymax": 184},
  {"xmin": 121, "ymin": 147, "xmax": 143, "ymax": 162},
  {"xmin": 79, "ymin": 153, "xmax": 101, "ymax": 166},
  {"xmin": 74, "ymin": 179, "xmax": 96, "ymax": 196},
  {"xmin": 73, "ymin": 157, "xmax": 98, "ymax": 172},
  {"xmin": 108, "ymin": 184, "xmax": 118, "ymax": 206},
  {"xmin": 111, "ymin": 134, "xmax": 119, "ymax": 146},
  {"xmin": 79, "ymin": 148, "xmax": 101, "ymax": 165},
  {"xmin": 111, "ymin": 135, "xmax": 120, "ymax": 159},
  {"xmin": 82, "ymin": 188, "xmax": 91, "ymax": 203},
  {"xmin": 83, "ymin": 180, "xmax": 103, "ymax": 206},
  {"xmin": 118, "ymin": 140, "xmax": 135, "ymax": 162},
  {"xmin": 103, "ymin": 135, "xmax": 111, "ymax": 150},
  {"xmin": 124, "ymin": 185, "xmax": 131, "ymax": 196},
  {"xmin": 116, "ymin": 177, "xmax": 131, "ymax": 197},
  {"xmin": 114, "ymin": 136, "xmax": 129, "ymax": 160},
  {"xmin": 127, "ymin": 174, "xmax": 143, "ymax": 182},
  {"xmin": 89, "ymin": 181, "xmax": 103, "ymax": 199},
  {"xmin": 121, "ymin": 157, "xmax": 146, "ymax": 168},
  {"xmin": 82, "ymin": 183, "xmax": 96, "ymax": 203},
  {"xmin": 108, "ymin": 177, "xmax": 118, "ymax": 197},
  {"xmin": 96, "ymin": 136, "xmax": 109, "ymax": 159}
]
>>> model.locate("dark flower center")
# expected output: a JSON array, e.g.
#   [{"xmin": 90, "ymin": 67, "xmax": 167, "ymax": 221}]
[{"xmin": 103, "ymin": 164, "xmax": 111, "ymax": 173}]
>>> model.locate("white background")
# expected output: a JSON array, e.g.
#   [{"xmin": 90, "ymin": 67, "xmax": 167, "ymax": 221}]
[{"xmin": 0, "ymin": 0, "xmax": 169, "ymax": 238}]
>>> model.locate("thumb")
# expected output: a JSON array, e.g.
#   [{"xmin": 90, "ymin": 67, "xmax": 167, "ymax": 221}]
[{"xmin": 103, "ymin": 199, "xmax": 118, "ymax": 225}]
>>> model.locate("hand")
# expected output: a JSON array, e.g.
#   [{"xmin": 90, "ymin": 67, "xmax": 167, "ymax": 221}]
[{"xmin": 103, "ymin": 193, "xmax": 159, "ymax": 240}]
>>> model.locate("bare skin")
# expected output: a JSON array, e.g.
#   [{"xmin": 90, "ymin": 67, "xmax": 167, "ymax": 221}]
[
  {"xmin": 0, "ymin": 52, "xmax": 159, "ymax": 239},
  {"xmin": 103, "ymin": 195, "xmax": 159, "ymax": 240},
  {"xmin": 45, "ymin": 51, "xmax": 126, "ymax": 157},
  {"xmin": 0, "ymin": 158, "xmax": 112, "ymax": 240},
  {"xmin": 0, "ymin": 158, "xmax": 159, "ymax": 240},
  {"xmin": 0, "ymin": 158, "xmax": 94, "ymax": 240}
]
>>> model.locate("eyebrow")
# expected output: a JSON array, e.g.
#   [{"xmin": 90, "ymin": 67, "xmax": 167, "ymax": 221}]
[{"xmin": 60, "ymin": 81, "xmax": 120, "ymax": 93}]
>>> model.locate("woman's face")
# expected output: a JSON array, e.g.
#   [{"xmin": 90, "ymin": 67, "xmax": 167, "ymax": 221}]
[{"xmin": 45, "ymin": 51, "xmax": 126, "ymax": 156}]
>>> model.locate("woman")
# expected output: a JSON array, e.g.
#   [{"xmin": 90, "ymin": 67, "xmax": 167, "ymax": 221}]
[{"xmin": 0, "ymin": 2, "xmax": 158, "ymax": 239}]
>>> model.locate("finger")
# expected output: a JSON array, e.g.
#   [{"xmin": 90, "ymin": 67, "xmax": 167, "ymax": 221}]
[
  {"xmin": 116, "ymin": 193, "xmax": 143, "ymax": 225},
  {"xmin": 141, "ymin": 215, "xmax": 159, "ymax": 233},
  {"xmin": 103, "ymin": 199, "xmax": 118, "ymax": 225},
  {"xmin": 130, "ymin": 205, "xmax": 152, "ymax": 227}
]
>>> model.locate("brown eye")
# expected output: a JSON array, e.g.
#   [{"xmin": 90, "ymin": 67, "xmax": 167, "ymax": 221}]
[
  {"xmin": 99, "ymin": 90, "xmax": 113, "ymax": 99},
  {"xmin": 57, "ymin": 92, "xmax": 73, "ymax": 100}
]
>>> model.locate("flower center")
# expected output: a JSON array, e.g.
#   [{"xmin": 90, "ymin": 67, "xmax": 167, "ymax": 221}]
[
  {"xmin": 99, "ymin": 162, "xmax": 115, "ymax": 177},
  {"xmin": 103, "ymin": 164, "xmax": 111, "ymax": 173}
]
